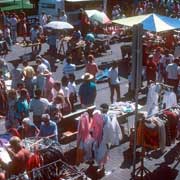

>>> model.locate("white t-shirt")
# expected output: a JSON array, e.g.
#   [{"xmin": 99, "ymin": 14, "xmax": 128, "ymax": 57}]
[
  {"xmin": 51, "ymin": 88, "xmax": 64, "ymax": 100},
  {"xmin": 108, "ymin": 67, "xmax": 120, "ymax": 85},
  {"xmin": 62, "ymin": 86, "xmax": 70, "ymax": 98},
  {"xmin": 166, "ymin": 63, "xmax": 178, "ymax": 80},
  {"xmin": 4, "ymin": 28, "xmax": 11, "ymax": 38},
  {"xmin": 40, "ymin": 14, "xmax": 47, "ymax": 26},
  {"xmin": 68, "ymin": 82, "xmax": 76, "ymax": 94},
  {"xmin": 174, "ymin": 45, "xmax": 180, "ymax": 58},
  {"xmin": 160, "ymin": 54, "xmax": 174, "ymax": 68},
  {"xmin": 37, "ymin": 63, "xmax": 48, "ymax": 74}
]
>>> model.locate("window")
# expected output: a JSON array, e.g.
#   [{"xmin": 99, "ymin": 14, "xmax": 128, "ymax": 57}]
[{"xmin": 41, "ymin": 3, "xmax": 55, "ymax": 9}]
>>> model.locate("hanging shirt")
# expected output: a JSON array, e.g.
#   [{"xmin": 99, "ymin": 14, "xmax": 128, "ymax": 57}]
[
  {"xmin": 162, "ymin": 91, "xmax": 177, "ymax": 108},
  {"xmin": 146, "ymin": 83, "xmax": 160, "ymax": 116}
]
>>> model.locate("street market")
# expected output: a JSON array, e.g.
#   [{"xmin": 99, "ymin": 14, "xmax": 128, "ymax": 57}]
[{"xmin": 1, "ymin": 0, "xmax": 180, "ymax": 180}]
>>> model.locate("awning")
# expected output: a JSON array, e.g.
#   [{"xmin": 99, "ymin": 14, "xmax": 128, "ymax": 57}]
[
  {"xmin": 65, "ymin": 0, "xmax": 101, "ymax": 2},
  {"xmin": 0, "ymin": 0, "xmax": 33, "ymax": 11},
  {"xmin": 113, "ymin": 13, "xmax": 180, "ymax": 32}
]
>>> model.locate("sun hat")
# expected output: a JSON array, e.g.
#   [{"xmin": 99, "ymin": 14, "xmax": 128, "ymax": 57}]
[{"xmin": 81, "ymin": 73, "xmax": 94, "ymax": 81}]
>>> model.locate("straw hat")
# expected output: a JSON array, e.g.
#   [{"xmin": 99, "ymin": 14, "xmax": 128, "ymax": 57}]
[{"xmin": 81, "ymin": 73, "xmax": 94, "ymax": 81}]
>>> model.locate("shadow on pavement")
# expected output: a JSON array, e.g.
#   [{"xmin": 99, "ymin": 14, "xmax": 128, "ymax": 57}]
[{"xmin": 120, "ymin": 148, "xmax": 141, "ymax": 169}]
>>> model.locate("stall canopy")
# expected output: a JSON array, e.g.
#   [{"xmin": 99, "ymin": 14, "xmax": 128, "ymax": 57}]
[
  {"xmin": 85, "ymin": 10, "xmax": 111, "ymax": 24},
  {"xmin": 0, "ymin": 0, "xmax": 33, "ymax": 11},
  {"xmin": 113, "ymin": 13, "xmax": 180, "ymax": 32},
  {"xmin": 65, "ymin": 0, "xmax": 101, "ymax": 1}
]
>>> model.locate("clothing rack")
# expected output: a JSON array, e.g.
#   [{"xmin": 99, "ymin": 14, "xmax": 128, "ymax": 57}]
[
  {"xmin": 8, "ymin": 158, "xmax": 85, "ymax": 180},
  {"xmin": 147, "ymin": 104, "xmax": 180, "ymax": 119},
  {"xmin": 148, "ymin": 82, "xmax": 175, "ymax": 113},
  {"xmin": 158, "ymin": 82, "xmax": 174, "ymax": 90},
  {"xmin": 149, "ymin": 81, "xmax": 174, "ymax": 90},
  {"xmin": 133, "ymin": 104, "xmax": 180, "ymax": 179}
]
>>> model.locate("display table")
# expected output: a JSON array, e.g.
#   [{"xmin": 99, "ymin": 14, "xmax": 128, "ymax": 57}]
[{"xmin": 108, "ymin": 101, "xmax": 143, "ymax": 137}]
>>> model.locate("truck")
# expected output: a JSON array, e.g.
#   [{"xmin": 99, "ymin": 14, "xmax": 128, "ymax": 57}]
[{"xmin": 38, "ymin": 0, "xmax": 103, "ymax": 25}]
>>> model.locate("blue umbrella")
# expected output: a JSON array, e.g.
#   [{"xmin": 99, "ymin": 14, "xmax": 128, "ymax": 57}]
[{"xmin": 113, "ymin": 13, "xmax": 180, "ymax": 32}]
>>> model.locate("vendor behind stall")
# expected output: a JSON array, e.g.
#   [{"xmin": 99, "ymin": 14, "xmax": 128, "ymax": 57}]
[
  {"xmin": 18, "ymin": 117, "xmax": 39, "ymax": 139},
  {"xmin": 38, "ymin": 113, "xmax": 58, "ymax": 141}
]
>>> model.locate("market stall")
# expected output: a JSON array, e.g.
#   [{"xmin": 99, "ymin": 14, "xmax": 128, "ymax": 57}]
[{"xmin": 0, "ymin": 137, "xmax": 86, "ymax": 180}]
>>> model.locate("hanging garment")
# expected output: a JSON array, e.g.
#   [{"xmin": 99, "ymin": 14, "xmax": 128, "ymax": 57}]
[
  {"xmin": 77, "ymin": 112, "xmax": 91, "ymax": 146},
  {"xmin": 154, "ymin": 117, "xmax": 166, "ymax": 151},
  {"xmin": 143, "ymin": 119, "xmax": 159, "ymax": 149},
  {"xmin": 164, "ymin": 110, "xmax": 178, "ymax": 143},
  {"xmin": 162, "ymin": 91, "xmax": 177, "ymax": 109},
  {"xmin": 108, "ymin": 114, "xmax": 122, "ymax": 145},
  {"xmin": 95, "ymin": 113, "xmax": 114, "ymax": 166},
  {"xmin": 77, "ymin": 112, "xmax": 94, "ymax": 163},
  {"xmin": 146, "ymin": 84, "xmax": 159, "ymax": 116},
  {"xmin": 91, "ymin": 110, "xmax": 104, "ymax": 146}
]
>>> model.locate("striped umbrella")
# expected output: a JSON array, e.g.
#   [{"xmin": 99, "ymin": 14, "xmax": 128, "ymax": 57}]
[{"xmin": 85, "ymin": 10, "xmax": 111, "ymax": 24}]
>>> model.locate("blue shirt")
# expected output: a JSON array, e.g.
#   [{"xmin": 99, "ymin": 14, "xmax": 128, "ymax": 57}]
[
  {"xmin": 42, "ymin": 58, "xmax": 51, "ymax": 71},
  {"xmin": 79, "ymin": 81, "xmax": 96, "ymax": 106},
  {"xmin": 39, "ymin": 120, "xmax": 58, "ymax": 141},
  {"xmin": 63, "ymin": 63, "xmax": 76, "ymax": 75}
]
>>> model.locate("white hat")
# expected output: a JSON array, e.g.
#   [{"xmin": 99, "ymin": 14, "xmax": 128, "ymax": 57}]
[{"xmin": 81, "ymin": 73, "xmax": 94, "ymax": 81}]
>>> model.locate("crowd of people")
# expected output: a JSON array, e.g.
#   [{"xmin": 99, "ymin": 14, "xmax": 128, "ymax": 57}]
[{"xmin": 1, "ymin": 1, "xmax": 180, "ymax": 179}]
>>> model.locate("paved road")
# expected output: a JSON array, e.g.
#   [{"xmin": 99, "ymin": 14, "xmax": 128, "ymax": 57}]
[{"xmin": 4, "ymin": 38, "xmax": 130, "ymax": 107}]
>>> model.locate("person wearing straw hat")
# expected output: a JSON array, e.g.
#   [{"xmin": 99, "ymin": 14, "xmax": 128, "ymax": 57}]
[{"xmin": 79, "ymin": 72, "xmax": 96, "ymax": 108}]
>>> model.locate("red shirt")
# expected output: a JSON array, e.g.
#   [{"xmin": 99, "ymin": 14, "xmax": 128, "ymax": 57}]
[
  {"xmin": 8, "ymin": 147, "xmax": 30, "ymax": 176},
  {"xmin": 86, "ymin": 62, "xmax": 98, "ymax": 77},
  {"xmin": 146, "ymin": 60, "xmax": 157, "ymax": 81}
]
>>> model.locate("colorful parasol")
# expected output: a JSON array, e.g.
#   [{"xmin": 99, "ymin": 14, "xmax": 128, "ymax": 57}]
[{"xmin": 85, "ymin": 10, "xmax": 111, "ymax": 24}]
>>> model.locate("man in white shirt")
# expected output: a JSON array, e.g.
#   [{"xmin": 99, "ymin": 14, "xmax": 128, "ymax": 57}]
[
  {"xmin": 40, "ymin": 12, "xmax": 48, "ymax": 27},
  {"xmin": 108, "ymin": 61, "xmax": 120, "ymax": 103},
  {"xmin": 174, "ymin": 41, "xmax": 180, "ymax": 58},
  {"xmin": 58, "ymin": 10, "xmax": 67, "ymax": 22},
  {"xmin": 166, "ymin": 58, "xmax": 180, "ymax": 92},
  {"xmin": 36, "ymin": 58, "xmax": 48, "ymax": 74},
  {"xmin": 159, "ymin": 49, "xmax": 174, "ymax": 83}
]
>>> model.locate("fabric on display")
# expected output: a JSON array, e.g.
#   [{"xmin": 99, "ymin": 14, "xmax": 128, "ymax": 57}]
[{"xmin": 137, "ymin": 106, "xmax": 180, "ymax": 151}]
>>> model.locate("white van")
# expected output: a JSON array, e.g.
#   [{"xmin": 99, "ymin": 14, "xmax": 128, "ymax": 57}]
[{"xmin": 38, "ymin": 0, "xmax": 65, "ymax": 19}]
